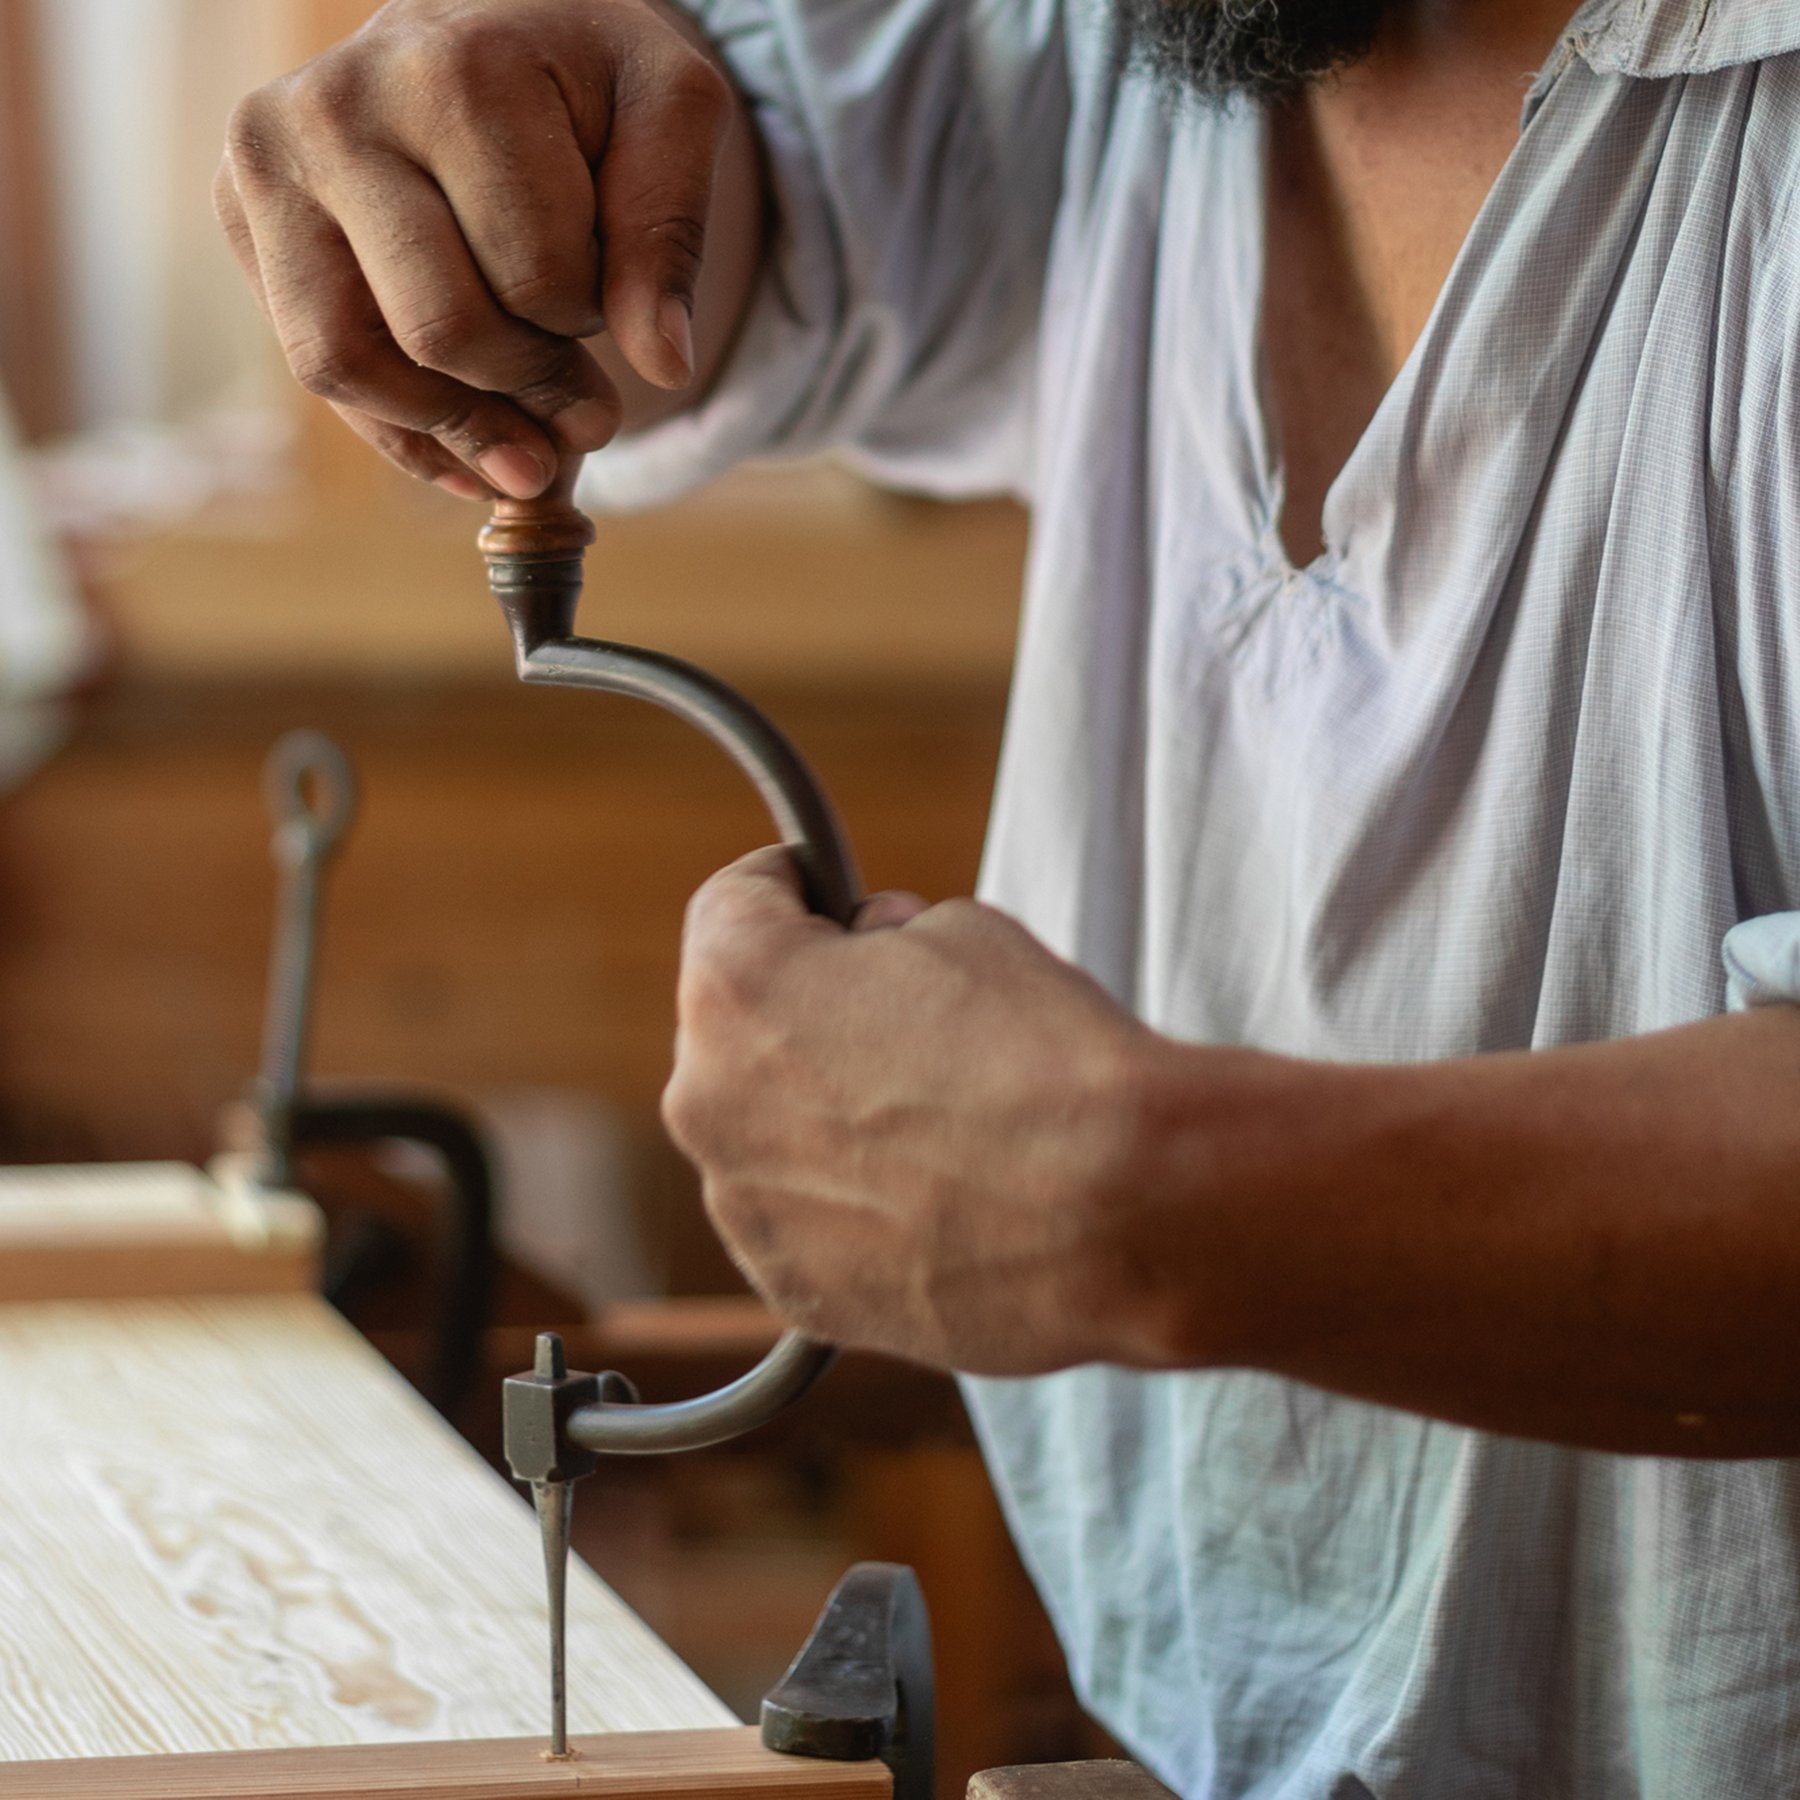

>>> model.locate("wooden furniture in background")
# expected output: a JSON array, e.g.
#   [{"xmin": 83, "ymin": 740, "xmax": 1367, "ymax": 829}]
[
  {"xmin": 0, "ymin": 1159, "xmax": 320, "ymax": 1301},
  {"xmin": 86, "ymin": 461, "xmax": 1028, "ymax": 685},
  {"xmin": 0, "ymin": 0, "xmax": 69, "ymax": 441},
  {"xmin": 0, "ymin": 465, "xmax": 1023, "ymax": 1242},
  {"xmin": 0, "ymin": 664, "xmax": 1011, "ymax": 1211},
  {"xmin": 967, "ymin": 1767, "xmax": 1176, "ymax": 1800}
]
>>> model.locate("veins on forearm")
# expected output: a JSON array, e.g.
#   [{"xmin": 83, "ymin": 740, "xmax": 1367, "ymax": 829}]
[{"xmin": 1133, "ymin": 1007, "xmax": 1800, "ymax": 1457}]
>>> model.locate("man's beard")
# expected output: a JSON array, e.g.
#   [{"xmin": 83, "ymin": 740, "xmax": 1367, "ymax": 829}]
[{"xmin": 1115, "ymin": 0, "xmax": 1391, "ymax": 102}]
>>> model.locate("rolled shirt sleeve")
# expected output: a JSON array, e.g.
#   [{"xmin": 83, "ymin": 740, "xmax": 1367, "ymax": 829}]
[
  {"xmin": 579, "ymin": 0, "xmax": 1069, "ymax": 514},
  {"xmin": 1722, "ymin": 914, "xmax": 1800, "ymax": 1009}
]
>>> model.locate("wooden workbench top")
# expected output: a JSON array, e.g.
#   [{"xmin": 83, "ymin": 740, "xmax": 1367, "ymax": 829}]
[
  {"xmin": 2, "ymin": 1724, "xmax": 892, "ymax": 1800},
  {"xmin": 0, "ymin": 1292, "xmax": 735, "ymax": 1763}
]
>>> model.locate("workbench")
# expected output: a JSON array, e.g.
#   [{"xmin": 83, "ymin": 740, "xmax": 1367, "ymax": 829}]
[{"xmin": 0, "ymin": 1163, "xmax": 887, "ymax": 1800}]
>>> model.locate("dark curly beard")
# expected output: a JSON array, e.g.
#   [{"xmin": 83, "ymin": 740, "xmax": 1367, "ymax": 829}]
[{"xmin": 1115, "ymin": 0, "xmax": 1391, "ymax": 102}]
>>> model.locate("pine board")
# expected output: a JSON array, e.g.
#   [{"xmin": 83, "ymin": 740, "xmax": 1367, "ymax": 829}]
[
  {"xmin": 2, "ymin": 1724, "xmax": 891, "ymax": 1800},
  {"xmin": 0, "ymin": 1293, "xmax": 736, "ymax": 1763}
]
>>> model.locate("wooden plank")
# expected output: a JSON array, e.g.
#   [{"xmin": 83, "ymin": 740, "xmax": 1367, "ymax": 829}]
[
  {"xmin": 0, "ymin": 1293, "xmax": 735, "ymax": 1762},
  {"xmin": 3, "ymin": 1724, "xmax": 892, "ymax": 1800},
  {"xmin": 0, "ymin": 1162, "xmax": 321, "ymax": 1301},
  {"xmin": 579, "ymin": 1299, "xmax": 782, "ymax": 1359},
  {"xmin": 967, "ymin": 1766, "xmax": 1174, "ymax": 1800}
]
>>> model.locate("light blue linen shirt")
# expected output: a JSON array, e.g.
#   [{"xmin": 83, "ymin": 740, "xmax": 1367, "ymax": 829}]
[{"xmin": 587, "ymin": 0, "xmax": 1800, "ymax": 1791}]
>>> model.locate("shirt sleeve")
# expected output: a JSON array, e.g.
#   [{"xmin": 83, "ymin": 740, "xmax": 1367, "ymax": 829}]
[
  {"xmin": 1721, "ymin": 913, "xmax": 1800, "ymax": 1008},
  {"xmin": 578, "ymin": 0, "xmax": 1068, "ymax": 514}
]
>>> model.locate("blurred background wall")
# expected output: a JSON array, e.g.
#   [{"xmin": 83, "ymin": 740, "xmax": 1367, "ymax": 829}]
[
  {"xmin": 42, "ymin": 0, "xmax": 289, "ymax": 430},
  {"xmin": 5, "ymin": 0, "xmax": 289, "ymax": 443},
  {"xmin": 0, "ymin": 0, "xmax": 1107, "ymax": 1790}
]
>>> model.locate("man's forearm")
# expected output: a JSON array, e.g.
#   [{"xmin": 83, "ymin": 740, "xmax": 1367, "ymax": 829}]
[
  {"xmin": 664, "ymin": 851, "xmax": 1800, "ymax": 1442},
  {"xmin": 1132, "ymin": 1004, "xmax": 1800, "ymax": 1456}
]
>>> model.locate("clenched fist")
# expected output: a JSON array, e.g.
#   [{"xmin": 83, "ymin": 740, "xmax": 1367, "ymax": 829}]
[
  {"xmin": 216, "ymin": 0, "xmax": 763, "ymax": 500},
  {"xmin": 662, "ymin": 848, "xmax": 1252, "ymax": 1376}
]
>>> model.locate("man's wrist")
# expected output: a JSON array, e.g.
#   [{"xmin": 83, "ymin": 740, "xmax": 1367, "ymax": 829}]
[{"xmin": 1087, "ymin": 1033, "xmax": 1356, "ymax": 1372}]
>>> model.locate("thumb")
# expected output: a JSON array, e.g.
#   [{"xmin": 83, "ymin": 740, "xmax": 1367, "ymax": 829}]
[{"xmin": 597, "ymin": 42, "xmax": 734, "ymax": 389}]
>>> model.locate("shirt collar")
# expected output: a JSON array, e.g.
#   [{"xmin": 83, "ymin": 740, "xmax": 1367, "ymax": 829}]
[{"xmin": 1563, "ymin": 0, "xmax": 1800, "ymax": 78}]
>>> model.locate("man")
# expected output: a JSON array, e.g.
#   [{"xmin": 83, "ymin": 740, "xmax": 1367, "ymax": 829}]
[{"xmin": 217, "ymin": 1, "xmax": 1800, "ymax": 1792}]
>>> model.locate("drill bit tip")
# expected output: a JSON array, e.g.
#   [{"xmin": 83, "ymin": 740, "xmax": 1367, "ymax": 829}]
[{"xmin": 532, "ymin": 1477, "xmax": 575, "ymax": 1758}]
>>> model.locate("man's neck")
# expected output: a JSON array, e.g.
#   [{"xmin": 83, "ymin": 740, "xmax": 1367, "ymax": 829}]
[
  {"xmin": 1377, "ymin": 0, "xmax": 1578, "ymax": 70},
  {"xmin": 1261, "ymin": 0, "xmax": 1575, "ymax": 565}
]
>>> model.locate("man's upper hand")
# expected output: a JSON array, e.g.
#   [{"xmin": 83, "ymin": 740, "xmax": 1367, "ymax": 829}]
[{"xmin": 215, "ymin": 0, "xmax": 752, "ymax": 500}]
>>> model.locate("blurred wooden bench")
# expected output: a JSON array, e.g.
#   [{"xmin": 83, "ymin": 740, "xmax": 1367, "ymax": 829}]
[
  {"xmin": 0, "ymin": 1158, "xmax": 319, "ymax": 1302},
  {"xmin": 0, "ymin": 1162, "xmax": 745, "ymax": 1777},
  {"xmin": 969, "ymin": 1764, "xmax": 1177, "ymax": 1800}
]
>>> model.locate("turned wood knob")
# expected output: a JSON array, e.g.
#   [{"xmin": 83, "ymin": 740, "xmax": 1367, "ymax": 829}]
[
  {"xmin": 476, "ymin": 455, "xmax": 596, "ymax": 566},
  {"xmin": 478, "ymin": 456, "xmax": 594, "ymax": 656}
]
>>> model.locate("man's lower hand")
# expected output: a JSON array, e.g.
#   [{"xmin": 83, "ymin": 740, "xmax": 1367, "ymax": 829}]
[{"xmin": 663, "ymin": 847, "xmax": 1213, "ymax": 1375}]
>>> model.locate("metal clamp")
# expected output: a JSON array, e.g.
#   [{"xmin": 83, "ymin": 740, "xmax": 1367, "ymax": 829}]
[
  {"xmin": 247, "ymin": 729, "xmax": 499, "ymax": 1418},
  {"xmin": 256, "ymin": 728, "xmax": 356, "ymax": 1187},
  {"xmin": 762, "ymin": 1563, "xmax": 935, "ymax": 1800}
]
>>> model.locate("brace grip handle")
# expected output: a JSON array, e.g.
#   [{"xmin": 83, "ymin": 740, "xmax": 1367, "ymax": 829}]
[{"xmin": 486, "ymin": 459, "xmax": 853, "ymax": 1454}]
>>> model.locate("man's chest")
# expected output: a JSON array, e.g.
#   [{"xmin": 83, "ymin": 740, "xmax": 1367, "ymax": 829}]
[{"xmin": 1008, "ymin": 45, "xmax": 1800, "ymax": 1044}]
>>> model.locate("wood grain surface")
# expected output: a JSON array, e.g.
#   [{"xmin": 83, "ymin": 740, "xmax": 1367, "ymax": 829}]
[
  {"xmin": 0, "ymin": 1293, "xmax": 735, "ymax": 1763},
  {"xmin": 3, "ymin": 1724, "xmax": 892, "ymax": 1800}
]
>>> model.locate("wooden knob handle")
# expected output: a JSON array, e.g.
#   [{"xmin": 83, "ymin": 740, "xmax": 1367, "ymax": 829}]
[
  {"xmin": 479, "ymin": 456, "xmax": 594, "ymax": 656},
  {"xmin": 477, "ymin": 455, "xmax": 595, "ymax": 565}
]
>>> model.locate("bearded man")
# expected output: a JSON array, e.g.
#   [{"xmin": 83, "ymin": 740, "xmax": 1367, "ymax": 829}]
[{"xmin": 219, "ymin": 1, "xmax": 1800, "ymax": 1792}]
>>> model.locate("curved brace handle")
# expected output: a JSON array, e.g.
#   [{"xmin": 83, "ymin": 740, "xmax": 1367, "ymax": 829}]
[{"xmin": 482, "ymin": 461, "xmax": 857, "ymax": 1454}]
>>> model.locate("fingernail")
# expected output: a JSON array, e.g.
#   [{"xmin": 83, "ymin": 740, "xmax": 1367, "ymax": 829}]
[
  {"xmin": 551, "ymin": 397, "xmax": 617, "ymax": 452},
  {"xmin": 658, "ymin": 295, "xmax": 694, "ymax": 385},
  {"xmin": 476, "ymin": 444, "xmax": 549, "ymax": 500},
  {"xmin": 435, "ymin": 470, "xmax": 489, "ymax": 502}
]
